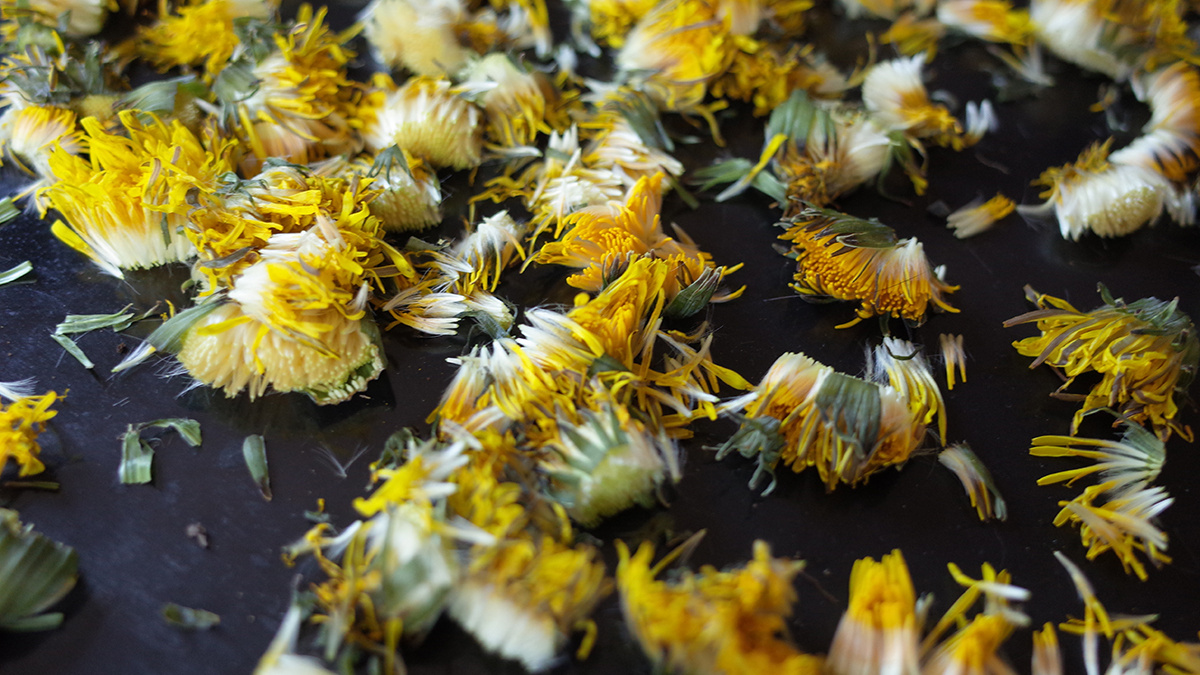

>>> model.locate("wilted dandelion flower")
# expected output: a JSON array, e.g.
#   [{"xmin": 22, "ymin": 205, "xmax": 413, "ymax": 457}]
[
  {"xmin": 1028, "ymin": 0, "xmax": 1129, "ymax": 80},
  {"xmin": 778, "ymin": 205, "xmax": 958, "ymax": 328},
  {"xmin": 175, "ymin": 229, "xmax": 387, "ymax": 404},
  {"xmin": 1109, "ymin": 62, "xmax": 1200, "ymax": 183},
  {"xmin": 936, "ymin": 0, "xmax": 1033, "ymax": 44},
  {"xmin": 1054, "ymin": 480, "xmax": 1173, "ymax": 580},
  {"xmin": 0, "ymin": 103, "xmax": 83, "ymax": 188},
  {"xmin": 1031, "ymin": 421, "xmax": 1165, "ymax": 499},
  {"xmin": 1019, "ymin": 139, "xmax": 1194, "ymax": 239},
  {"xmin": 866, "ymin": 337, "xmax": 947, "ymax": 441},
  {"xmin": 920, "ymin": 562, "xmax": 1029, "ymax": 674},
  {"xmin": 826, "ymin": 550, "xmax": 922, "ymax": 675},
  {"xmin": 863, "ymin": 55, "xmax": 993, "ymax": 149},
  {"xmin": 359, "ymin": 0, "xmax": 471, "ymax": 77},
  {"xmin": 137, "ymin": 0, "xmax": 277, "ymax": 78},
  {"xmin": 41, "ymin": 111, "xmax": 234, "ymax": 278},
  {"xmin": 588, "ymin": 0, "xmax": 660, "ymax": 47},
  {"xmin": 717, "ymin": 351, "xmax": 927, "ymax": 492},
  {"xmin": 0, "ymin": 0, "xmax": 110, "ymax": 36},
  {"xmin": 946, "ymin": 194, "xmax": 1015, "ymax": 238},
  {"xmin": 1005, "ymin": 284, "xmax": 1198, "ymax": 440},
  {"xmin": 0, "ymin": 391, "xmax": 59, "ymax": 478},
  {"xmin": 462, "ymin": 52, "xmax": 569, "ymax": 154},
  {"xmin": 616, "ymin": 538, "xmax": 823, "ymax": 675},
  {"xmin": 226, "ymin": 6, "xmax": 363, "ymax": 170},
  {"xmin": 361, "ymin": 74, "xmax": 484, "ymax": 170},
  {"xmin": 616, "ymin": 0, "xmax": 733, "ymax": 112},
  {"xmin": 312, "ymin": 147, "xmax": 443, "ymax": 232},
  {"xmin": 582, "ymin": 104, "xmax": 684, "ymax": 187}
]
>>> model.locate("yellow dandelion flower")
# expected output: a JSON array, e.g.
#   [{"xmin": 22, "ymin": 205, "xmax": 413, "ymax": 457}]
[
  {"xmin": 940, "ymin": 333, "xmax": 967, "ymax": 390},
  {"xmin": 361, "ymin": 74, "xmax": 484, "ymax": 170},
  {"xmin": 937, "ymin": 0, "xmax": 1033, "ymax": 44},
  {"xmin": 1110, "ymin": 62, "xmax": 1200, "ymax": 183},
  {"xmin": 1005, "ymin": 284, "xmax": 1198, "ymax": 439},
  {"xmin": 1109, "ymin": 623, "xmax": 1200, "ymax": 673},
  {"xmin": 939, "ymin": 443, "xmax": 1008, "ymax": 521},
  {"xmin": 1053, "ymin": 480, "xmax": 1172, "ymax": 581},
  {"xmin": 449, "ymin": 532, "xmax": 609, "ymax": 672},
  {"xmin": 778, "ymin": 205, "xmax": 958, "ymax": 328},
  {"xmin": 712, "ymin": 38, "xmax": 845, "ymax": 116},
  {"xmin": 229, "ymin": 6, "xmax": 363, "ymax": 171},
  {"xmin": 1029, "ymin": 0, "xmax": 1127, "ymax": 79},
  {"xmin": 1031, "ymin": 422, "xmax": 1164, "ymax": 498},
  {"xmin": 0, "ymin": 103, "xmax": 83, "ymax": 186},
  {"xmin": 616, "ymin": 0, "xmax": 735, "ymax": 112},
  {"xmin": 1021, "ymin": 139, "xmax": 1193, "ymax": 239},
  {"xmin": 359, "ymin": 0, "xmax": 471, "ymax": 77},
  {"xmin": 540, "ymin": 396, "xmax": 679, "ymax": 527},
  {"xmin": 312, "ymin": 148, "xmax": 443, "ymax": 232},
  {"xmin": 919, "ymin": 562, "xmax": 1029, "ymax": 674},
  {"xmin": 484, "ymin": 0, "xmax": 554, "ymax": 57},
  {"xmin": 867, "ymin": 337, "xmax": 947, "ymax": 441},
  {"xmin": 136, "ymin": 0, "xmax": 275, "ymax": 78},
  {"xmin": 0, "ymin": 392, "xmax": 60, "ymax": 478},
  {"xmin": 771, "ymin": 101, "xmax": 894, "ymax": 207},
  {"xmin": 717, "ymin": 350, "xmax": 927, "ymax": 492},
  {"xmin": 176, "ymin": 233, "xmax": 386, "ymax": 404},
  {"xmin": 827, "ymin": 550, "xmax": 921, "ymax": 675},
  {"xmin": 462, "ymin": 53, "xmax": 569, "ymax": 153},
  {"xmin": 617, "ymin": 538, "xmax": 822, "ymax": 675},
  {"xmin": 41, "ymin": 111, "xmax": 234, "ymax": 278},
  {"xmin": 922, "ymin": 614, "xmax": 1019, "ymax": 674},
  {"xmin": 589, "ymin": 0, "xmax": 660, "ymax": 47},
  {"xmin": 946, "ymin": 193, "xmax": 1015, "ymax": 238},
  {"xmin": 581, "ymin": 95, "xmax": 685, "ymax": 185},
  {"xmin": 863, "ymin": 55, "xmax": 993, "ymax": 149},
  {"xmin": 540, "ymin": 171, "xmax": 724, "ymax": 295}
]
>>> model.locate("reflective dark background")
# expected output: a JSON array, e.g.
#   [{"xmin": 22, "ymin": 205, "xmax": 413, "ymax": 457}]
[{"xmin": 2, "ymin": 3, "xmax": 1199, "ymax": 673}]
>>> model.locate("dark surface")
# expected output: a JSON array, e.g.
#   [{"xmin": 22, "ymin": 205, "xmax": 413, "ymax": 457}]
[{"xmin": 2, "ymin": 8, "xmax": 1200, "ymax": 675}]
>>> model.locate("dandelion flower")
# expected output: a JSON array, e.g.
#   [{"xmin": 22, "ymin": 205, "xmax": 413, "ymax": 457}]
[
  {"xmin": 946, "ymin": 194, "xmax": 1015, "ymax": 238},
  {"xmin": 588, "ymin": 0, "xmax": 660, "ymax": 47},
  {"xmin": 1005, "ymin": 284, "xmax": 1198, "ymax": 440},
  {"xmin": 863, "ymin": 55, "xmax": 992, "ymax": 149},
  {"xmin": 312, "ymin": 148, "xmax": 442, "ymax": 232},
  {"xmin": 778, "ymin": 205, "xmax": 958, "ymax": 327},
  {"xmin": 41, "ymin": 111, "xmax": 234, "ymax": 277},
  {"xmin": 1031, "ymin": 422, "xmax": 1165, "ymax": 498},
  {"xmin": 176, "ymin": 231, "xmax": 386, "ymax": 404},
  {"xmin": 361, "ymin": 74, "xmax": 484, "ymax": 170},
  {"xmin": 1019, "ymin": 139, "xmax": 1194, "ymax": 239},
  {"xmin": 1054, "ymin": 481, "xmax": 1173, "ymax": 580},
  {"xmin": 826, "ymin": 550, "xmax": 922, "ymax": 675},
  {"xmin": 136, "ymin": 0, "xmax": 276, "ymax": 78},
  {"xmin": 0, "ymin": 103, "xmax": 83, "ymax": 189},
  {"xmin": 616, "ymin": 538, "xmax": 822, "ymax": 675},
  {"xmin": 0, "ymin": 0, "xmax": 111, "ymax": 36},
  {"xmin": 616, "ymin": 0, "xmax": 734, "ymax": 112},
  {"xmin": 359, "ymin": 0, "xmax": 471, "ymax": 77},
  {"xmin": 0, "ymin": 392, "xmax": 59, "ymax": 478},
  {"xmin": 936, "ymin": 0, "xmax": 1033, "ymax": 45},
  {"xmin": 1109, "ymin": 62, "xmax": 1200, "ymax": 183},
  {"xmin": 462, "ymin": 52, "xmax": 568, "ymax": 154}
]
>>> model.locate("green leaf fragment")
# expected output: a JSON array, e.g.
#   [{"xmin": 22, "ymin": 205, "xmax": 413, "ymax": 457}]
[
  {"xmin": 243, "ymin": 435, "xmax": 271, "ymax": 501},
  {"xmin": 51, "ymin": 333, "xmax": 94, "ymax": 369},
  {"xmin": 146, "ymin": 300, "xmax": 223, "ymax": 354},
  {"xmin": 0, "ymin": 508, "xmax": 78, "ymax": 632},
  {"xmin": 0, "ymin": 198, "xmax": 19, "ymax": 225},
  {"xmin": 162, "ymin": 603, "xmax": 220, "ymax": 630},
  {"xmin": 139, "ymin": 418, "xmax": 202, "ymax": 448},
  {"xmin": 55, "ymin": 308, "xmax": 135, "ymax": 335},
  {"xmin": 119, "ymin": 427, "xmax": 155, "ymax": 485},
  {"xmin": 0, "ymin": 261, "xmax": 32, "ymax": 286}
]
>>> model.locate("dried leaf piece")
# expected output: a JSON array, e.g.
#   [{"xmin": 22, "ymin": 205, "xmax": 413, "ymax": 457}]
[
  {"xmin": 0, "ymin": 261, "xmax": 32, "ymax": 286},
  {"xmin": 119, "ymin": 426, "xmax": 154, "ymax": 485},
  {"xmin": 162, "ymin": 603, "xmax": 220, "ymax": 630},
  {"xmin": 243, "ymin": 435, "xmax": 271, "ymax": 501},
  {"xmin": 0, "ymin": 508, "xmax": 78, "ymax": 631}
]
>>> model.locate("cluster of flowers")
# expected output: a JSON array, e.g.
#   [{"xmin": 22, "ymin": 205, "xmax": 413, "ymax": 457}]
[{"xmin": 1006, "ymin": 285, "xmax": 1198, "ymax": 581}]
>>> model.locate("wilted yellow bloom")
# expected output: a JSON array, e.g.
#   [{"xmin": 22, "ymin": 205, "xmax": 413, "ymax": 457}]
[
  {"xmin": 361, "ymin": 75, "xmax": 484, "ymax": 170},
  {"xmin": 718, "ymin": 350, "xmax": 927, "ymax": 492},
  {"xmin": 0, "ymin": 392, "xmax": 59, "ymax": 477},
  {"xmin": 0, "ymin": 0, "xmax": 111, "ymax": 36},
  {"xmin": 778, "ymin": 205, "xmax": 958, "ymax": 328},
  {"xmin": 359, "ymin": 0, "xmax": 471, "ymax": 76},
  {"xmin": 42, "ymin": 111, "xmax": 234, "ymax": 277},
  {"xmin": 536, "ymin": 173, "xmax": 731, "ymax": 299},
  {"xmin": 863, "ymin": 55, "xmax": 994, "ymax": 149},
  {"xmin": 231, "ymin": 6, "xmax": 363, "ymax": 170},
  {"xmin": 937, "ymin": 0, "xmax": 1033, "ymax": 44},
  {"xmin": 1020, "ymin": 139, "xmax": 1193, "ymax": 239},
  {"xmin": 616, "ymin": 0, "xmax": 734, "ymax": 112},
  {"xmin": 1053, "ymin": 480, "xmax": 1172, "ymax": 581},
  {"xmin": 1006, "ymin": 284, "xmax": 1198, "ymax": 440},
  {"xmin": 177, "ymin": 233, "xmax": 386, "ymax": 404},
  {"xmin": 589, "ymin": 0, "xmax": 660, "ymax": 47},
  {"xmin": 137, "ymin": 0, "xmax": 276, "ymax": 77},
  {"xmin": 1110, "ymin": 62, "xmax": 1200, "ymax": 183},
  {"xmin": 312, "ymin": 148, "xmax": 443, "ymax": 232},
  {"xmin": 617, "ymin": 538, "xmax": 822, "ymax": 675},
  {"xmin": 462, "ymin": 53, "xmax": 570, "ymax": 153},
  {"xmin": 827, "ymin": 550, "xmax": 921, "ymax": 675},
  {"xmin": 0, "ymin": 104, "xmax": 83, "ymax": 188}
]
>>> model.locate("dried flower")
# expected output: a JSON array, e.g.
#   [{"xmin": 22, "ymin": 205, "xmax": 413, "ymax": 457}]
[
  {"xmin": 362, "ymin": 75, "xmax": 484, "ymax": 170},
  {"xmin": 0, "ymin": 392, "xmax": 59, "ymax": 478},
  {"xmin": 827, "ymin": 550, "xmax": 922, "ymax": 675}
]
